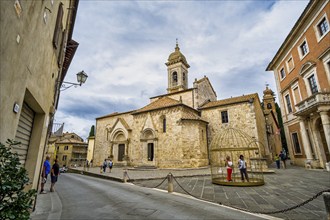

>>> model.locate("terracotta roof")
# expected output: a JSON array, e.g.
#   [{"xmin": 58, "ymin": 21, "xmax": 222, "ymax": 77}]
[
  {"xmin": 181, "ymin": 111, "xmax": 208, "ymax": 123},
  {"xmin": 132, "ymin": 97, "xmax": 182, "ymax": 115},
  {"xmin": 150, "ymin": 88, "xmax": 194, "ymax": 99},
  {"xmin": 199, "ymin": 93, "xmax": 259, "ymax": 109},
  {"xmin": 56, "ymin": 138, "xmax": 86, "ymax": 145},
  {"xmin": 96, "ymin": 110, "xmax": 135, "ymax": 120}
]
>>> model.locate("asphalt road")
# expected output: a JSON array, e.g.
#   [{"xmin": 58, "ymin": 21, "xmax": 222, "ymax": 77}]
[{"xmin": 51, "ymin": 173, "xmax": 275, "ymax": 219}]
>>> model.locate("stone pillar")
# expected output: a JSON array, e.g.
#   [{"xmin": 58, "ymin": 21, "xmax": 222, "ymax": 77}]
[
  {"xmin": 167, "ymin": 173, "xmax": 173, "ymax": 193},
  {"xmin": 319, "ymin": 111, "xmax": 330, "ymax": 157},
  {"xmin": 109, "ymin": 142, "xmax": 114, "ymax": 159},
  {"xmin": 323, "ymin": 192, "xmax": 330, "ymax": 220},
  {"xmin": 299, "ymin": 118, "xmax": 313, "ymax": 160}
]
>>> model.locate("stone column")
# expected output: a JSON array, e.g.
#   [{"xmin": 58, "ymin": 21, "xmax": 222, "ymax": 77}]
[
  {"xmin": 299, "ymin": 118, "xmax": 313, "ymax": 160},
  {"xmin": 319, "ymin": 111, "xmax": 330, "ymax": 156},
  {"xmin": 109, "ymin": 142, "xmax": 114, "ymax": 159}
]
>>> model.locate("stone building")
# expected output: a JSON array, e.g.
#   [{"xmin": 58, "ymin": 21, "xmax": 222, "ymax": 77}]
[
  {"xmin": 266, "ymin": 0, "xmax": 330, "ymax": 169},
  {"xmin": 0, "ymin": 0, "xmax": 80, "ymax": 189},
  {"xmin": 94, "ymin": 43, "xmax": 278, "ymax": 168}
]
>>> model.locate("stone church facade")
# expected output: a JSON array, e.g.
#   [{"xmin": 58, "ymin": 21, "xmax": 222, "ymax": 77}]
[{"xmin": 93, "ymin": 43, "xmax": 280, "ymax": 168}]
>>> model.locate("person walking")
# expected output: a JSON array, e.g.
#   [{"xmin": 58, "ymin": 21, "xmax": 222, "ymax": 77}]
[
  {"xmin": 85, "ymin": 159, "xmax": 89, "ymax": 171},
  {"xmin": 274, "ymin": 154, "xmax": 280, "ymax": 169},
  {"xmin": 40, "ymin": 155, "xmax": 51, "ymax": 194},
  {"xmin": 50, "ymin": 159, "xmax": 60, "ymax": 192},
  {"xmin": 108, "ymin": 159, "xmax": 113, "ymax": 173},
  {"xmin": 238, "ymin": 155, "xmax": 249, "ymax": 182},
  {"xmin": 102, "ymin": 159, "xmax": 107, "ymax": 173},
  {"xmin": 225, "ymin": 156, "xmax": 233, "ymax": 182},
  {"xmin": 279, "ymin": 151, "xmax": 287, "ymax": 169}
]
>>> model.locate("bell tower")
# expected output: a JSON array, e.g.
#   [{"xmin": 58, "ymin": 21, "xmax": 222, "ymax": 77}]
[
  {"xmin": 263, "ymin": 85, "xmax": 277, "ymax": 116},
  {"xmin": 165, "ymin": 40, "xmax": 190, "ymax": 93}
]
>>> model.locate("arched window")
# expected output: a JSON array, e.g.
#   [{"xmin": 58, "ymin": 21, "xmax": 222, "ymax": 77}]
[
  {"xmin": 172, "ymin": 72, "xmax": 177, "ymax": 86},
  {"xmin": 163, "ymin": 118, "xmax": 166, "ymax": 133}
]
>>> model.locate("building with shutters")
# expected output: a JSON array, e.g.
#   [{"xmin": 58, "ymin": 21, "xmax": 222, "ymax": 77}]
[
  {"xmin": 93, "ymin": 43, "xmax": 281, "ymax": 168},
  {"xmin": 266, "ymin": 0, "xmax": 330, "ymax": 168},
  {"xmin": 47, "ymin": 132, "xmax": 87, "ymax": 167},
  {"xmin": 0, "ymin": 0, "xmax": 80, "ymax": 189}
]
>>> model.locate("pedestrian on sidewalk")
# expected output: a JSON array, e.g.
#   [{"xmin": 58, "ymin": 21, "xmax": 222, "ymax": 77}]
[
  {"xmin": 225, "ymin": 156, "xmax": 233, "ymax": 182},
  {"xmin": 274, "ymin": 154, "xmax": 280, "ymax": 169},
  {"xmin": 238, "ymin": 155, "xmax": 249, "ymax": 182},
  {"xmin": 108, "ymin": 159, "xmax": 113, "ymax": 173},
  {"xmin": 85, "ymin": 159, "xmax": 89, "ymax": 171},
  {"xmin": 50, "ymin": 159, "xmax": 60, "ymax": 192},
  {"xmin": 279, "ymin": 151, "xmax": 287, "ymax": 169},
  {"xmin": 40, "ymin": 155, "xmax": 51, "ymax": 194},
  {"xmin": 103, "ymin": 159, "xmax": 107, "ymax": 173}
]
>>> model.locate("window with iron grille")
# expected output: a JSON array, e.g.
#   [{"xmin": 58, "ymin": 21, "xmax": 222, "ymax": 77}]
[
  {"xmin": 163, "ymin": 118, "xmax": 166, "ymax": 133},
  {"xmin": 221, "ymin": 111, "xmax": 228, "ymax": 123}
]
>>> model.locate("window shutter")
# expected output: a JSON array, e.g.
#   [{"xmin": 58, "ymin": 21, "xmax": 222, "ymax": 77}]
[{"xmin": 53, "ymin": 3, "xmax": 63, "ymax": 49}]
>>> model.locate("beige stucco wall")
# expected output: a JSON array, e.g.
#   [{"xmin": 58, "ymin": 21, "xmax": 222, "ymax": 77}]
[
  {"xmin": 0, "ymin": 0, "xmax": 75, "ymax": 189},
  {"xmin": 87, "ymin": 136, "xmax": 95, "ymax": 163}
]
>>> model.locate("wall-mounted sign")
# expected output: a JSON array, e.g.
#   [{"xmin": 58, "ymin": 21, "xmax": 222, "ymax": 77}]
[{"xmin": 13, "ymin": 103, "xmax": 20, "ymax": 113}]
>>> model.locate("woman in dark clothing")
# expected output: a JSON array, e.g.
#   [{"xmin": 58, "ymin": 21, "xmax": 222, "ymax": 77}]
[{"xmin": 50, "ymin": 159, "xmax": 60, "ymax": 192}]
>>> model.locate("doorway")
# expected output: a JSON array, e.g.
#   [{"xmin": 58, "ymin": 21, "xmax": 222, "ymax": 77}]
[
  {"xmin": 118, "ymin": 144, "xmax": 125, "ymax": 161},
  {"xmin": 148, "ymin": 143, "xmax": 154, "ymax": 161}
]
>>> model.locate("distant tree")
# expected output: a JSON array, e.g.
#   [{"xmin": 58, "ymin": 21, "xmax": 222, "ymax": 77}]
[
  {"xmin": 0, "ymin": 140, "xmax": 36, "ymax": 220},
  {"xmin": 89, "ymin": 125, "xmax": 95, "ymax": 137},
  {"xmin": 275, "ymin": 103, "xmax": 288, "ymax": 154}
]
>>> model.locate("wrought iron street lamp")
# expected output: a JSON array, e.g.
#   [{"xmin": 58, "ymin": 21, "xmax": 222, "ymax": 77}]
[{"xmin": 60, "ymin": 70, "xmax": 88, "ymax": 91}]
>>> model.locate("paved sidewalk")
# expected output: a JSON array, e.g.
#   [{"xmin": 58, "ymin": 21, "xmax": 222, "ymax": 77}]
[{"xmin": 31, "ymin": 162, "xmax": 330, "ymax": 220}]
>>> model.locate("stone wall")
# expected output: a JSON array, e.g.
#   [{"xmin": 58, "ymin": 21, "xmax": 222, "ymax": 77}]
[
  {"xmin": 194, "ymin": 78, "xmax": 217, "ymax": 108},
  {"xmin": 95, "ymin": 106, "xmax": 209, "ymax": 168},
  {"xmin": 202, "ymin": 102, "xmax": 256, "ymax": 145}
]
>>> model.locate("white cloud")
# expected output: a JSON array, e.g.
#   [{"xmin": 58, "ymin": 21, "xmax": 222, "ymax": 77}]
[{"xmin": 56, "ymin": 0, "xmax": 309, "ymax": 139}]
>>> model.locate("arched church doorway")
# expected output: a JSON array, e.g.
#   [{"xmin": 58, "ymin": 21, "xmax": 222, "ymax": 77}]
[
  {"xmin": 148, "ymin": 143, "xmax": 154, "ymax": 161},
  {"xmin": 118, "ymin": 144, "xmax": 125, "ymax": 161},
  {"xmin": 111, "ymin": 130, "xmax": 128, "ymax": 164},
  {"xmin": 141, "ymin": 129, "xmax": 157, "ymax": 166}
]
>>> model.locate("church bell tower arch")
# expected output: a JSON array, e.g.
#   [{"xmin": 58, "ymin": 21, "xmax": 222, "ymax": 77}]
[{"xmin": 166, "ymin": 40, "xmax": 190, "ymax": 93}]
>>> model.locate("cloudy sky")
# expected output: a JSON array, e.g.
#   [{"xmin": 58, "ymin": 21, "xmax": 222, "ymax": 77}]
[{"xmin": 55, "ymin": 0, "xmax": 309, "ymax": 140}]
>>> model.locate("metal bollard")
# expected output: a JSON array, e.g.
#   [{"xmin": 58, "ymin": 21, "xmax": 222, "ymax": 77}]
[
  {"xmin": 167, "ymin": 173, "xmax": 173, "ymax": 193},
  {"xmin": 123, "ymin": 169, "xmax": 128, "ymax": 183},
  {"xmin": 323, "ymin": 192, "xmax": 330, "ymax": 220}
]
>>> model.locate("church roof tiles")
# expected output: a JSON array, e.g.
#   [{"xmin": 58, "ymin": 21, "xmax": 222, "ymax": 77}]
[
  {"xmin": 199, "ymin": 93, "xmax": 259, "ymax": 109},
  {"xmin": 132, "ymin": 97, "xmax": 182, "ymax": 115},
  {"xmin": 181, "ymin": 111, "xmax": 208, "ymax": 123}
]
